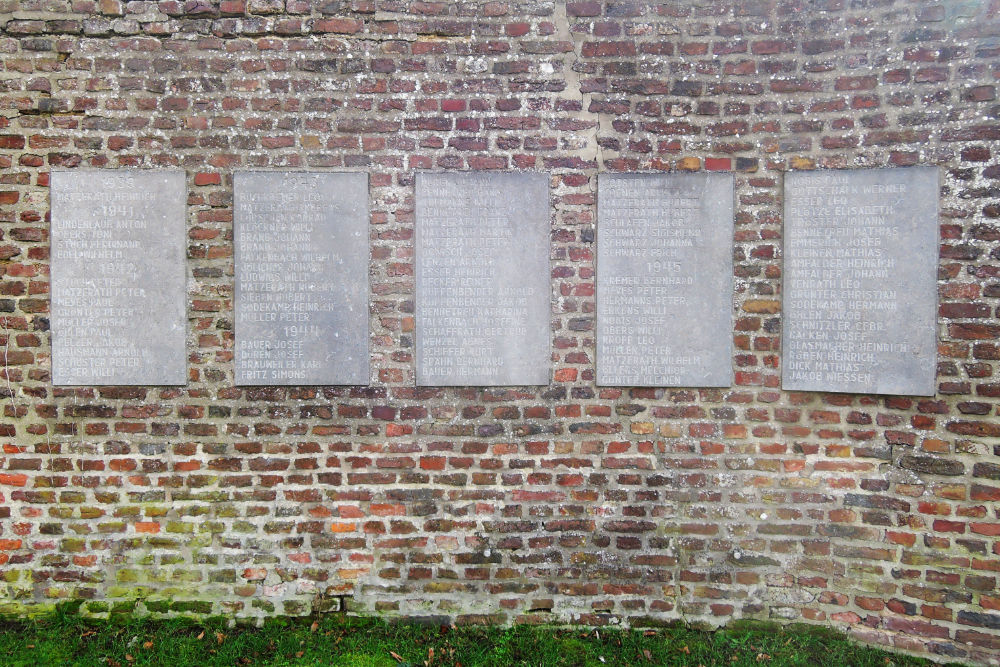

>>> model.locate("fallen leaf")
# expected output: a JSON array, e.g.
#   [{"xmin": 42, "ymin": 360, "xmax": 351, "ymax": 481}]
[
  {"xmin": 196, "ymin": 631, "xmax": 205, "ymax": 640},
  {"xmin": 142, "ymin": 641, "xmax": 153, "ymax": 650},
  {"xmin": 643, "ymin": 630, "xmax": 656, "ymax": 636},
  {"xmin": 295, "ymin": 651, "xmax": 304, "ymax": 658},
  {"xmin": 390, "ymin": 651, "xmax": 405, "ymax": 662},
  {"xmin": 679, "ymin": 645, "xmax": 690, "ymax": 654},
  {"xmin": 643, "ymin": 649, "xmax": 653, "ymax": 662},
  {"xmin": 216, "ymin": 632, "xmax": 225, "ymax": 645},
  {"xmin": 125, "ymin": 655, "xmax": 134, "ymax": 663},
  {"xmin": 310, "ymin": 621, "xmax": 319, "ymax": 633},
  {"xmin": 428, "ymin": 647, "xmax": 434, "ymax": 660}
]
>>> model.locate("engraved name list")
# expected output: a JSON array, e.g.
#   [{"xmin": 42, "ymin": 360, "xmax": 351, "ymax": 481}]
[
  {"xmin": 235, "ymin": 172, "xmax": 369, "ymax": 386},
  {"xmin": 783, "ymin": 168, "xmax": 939, "ymax": 395},
  {"xmin": 50, "ymin": 170, "xmax": 187, "ymax": 385},
  {"xmin": 416, "ymin": 172, "xmax": 550, "ymax": 386},
  {"xmin": 597, "ymin": 173, "xmax": 734, "ymax": 387}
]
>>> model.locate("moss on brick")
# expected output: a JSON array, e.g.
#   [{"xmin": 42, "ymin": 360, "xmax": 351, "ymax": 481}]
[{"xmin": 170, "ymin": 601, "xmax": 214, "ymax": 614}]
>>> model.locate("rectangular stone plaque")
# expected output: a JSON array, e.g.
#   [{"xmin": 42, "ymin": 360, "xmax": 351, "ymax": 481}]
[
  {"xmin": 416, "ymin": 172, "xmax": 550, "ymax": 386},
  {"xmin": 783, "ymin": 167, "xmax": 939, "ymax": 395},
  {"xmin": 234, "ymin": 171, "xmax": 369, "ymax": 385},
  {"xmin": 597, "ymin": 173, "xmax": 734, "ymax": 387},
  {"xmin": 50, "ymin": 170, "xmax": 187, "ymax": 385}
]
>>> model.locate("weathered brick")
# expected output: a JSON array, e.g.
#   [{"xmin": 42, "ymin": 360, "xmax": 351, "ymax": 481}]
[{"xmin": 0, "ymin": 6, "xmax": 994, "ymax": 661}]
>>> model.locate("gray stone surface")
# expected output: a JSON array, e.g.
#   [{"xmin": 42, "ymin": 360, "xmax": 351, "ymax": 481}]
[
  {"xmin": 234, "ymin": 171, "xmax": 369, "ymax": 385},
  {"xmin": 416, "ymin": 172, "xmax": 550, "ymax": 386},
  {"xmin": 50, "ymin": 170, "xmax": 187, "ymax": 385},
  {"xmin": 597, "ymin": 173, "xmax": 734, "ymax": 387},
  {"xmin": 783, "ymin": 167, "xmax": 939, "ymax": 395}
]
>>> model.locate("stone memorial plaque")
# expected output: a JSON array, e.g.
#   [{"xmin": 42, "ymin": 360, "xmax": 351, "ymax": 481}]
[
  {"xmin": 50, "ymin": 170, "xmax": 187, "ymax": 385},
  {"xmin": 597, "ymin": 173, "xmax": 734, "ymax": 387},
  {"xmin": 416, "ymin": 172, "xmax": 550, "ymax": 386},
  {"xmin": 783, "ymin": 167, "xmax": 939, "ymax": 395},
  {"xmin": 234, "ymin": 171, "xmax": 369, "ymax": 385}
]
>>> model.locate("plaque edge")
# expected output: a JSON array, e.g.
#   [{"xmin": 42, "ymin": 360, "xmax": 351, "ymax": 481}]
[
  {"xmin": 49, "ymin": 169, "xmax": 188, "ymax": 387},
  {"xmin": 414, "ymin": 171, "xmax": 552, "ymax": 387},
  {"xmin": 232, "ymin": 170, "xmax": 372, "ymax": 387},
  {"xmin": 780, "ymin": 165, "xmax": 941, "ymax": 397},
  {"xmin": 594, "ymin": 172, "xmax": 736, "ymax": 389}
]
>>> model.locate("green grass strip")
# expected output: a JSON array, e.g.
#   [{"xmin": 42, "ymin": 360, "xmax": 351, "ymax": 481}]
[{"xmin": 0, "ymin": 605, "xmax": 969, "ymax": 666}]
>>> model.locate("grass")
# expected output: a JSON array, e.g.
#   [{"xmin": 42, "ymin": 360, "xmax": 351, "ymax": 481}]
[{"xmin": 0, "ymin": 605, "xmax": 968, "ymax": 666}]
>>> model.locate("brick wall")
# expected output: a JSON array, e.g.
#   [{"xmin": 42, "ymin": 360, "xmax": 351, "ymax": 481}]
[{"xmin": 2, "ymin": 0, "xmax": 1000, "ymax": 662}]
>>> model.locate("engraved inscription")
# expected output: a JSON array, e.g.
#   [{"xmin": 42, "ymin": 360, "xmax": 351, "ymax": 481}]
[
  {"xmin": 50, "ymin": 170, "xmax": 187, "ymax": 385},
  {"xmin": 416, "ymin": 172, "xmax": 550, "ymax": 386},
  {"xmin": 783, "ymin": 167, "xmax": 939, "ymax": 395},
  {"xmin": 597, "ymin": 173, "xmax": 733, "ymax": 387},
  {"xmin": 235, "ymin": 172, "xmax": 369, "ymax": 385}
]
